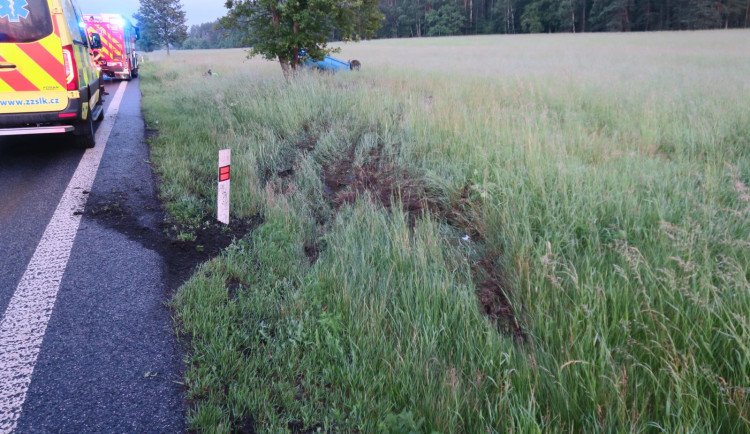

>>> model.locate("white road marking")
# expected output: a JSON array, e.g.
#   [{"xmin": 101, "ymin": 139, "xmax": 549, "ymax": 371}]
[{"xmin": 0, "ymin": 81, "xmax": 128, "ymax": 433}]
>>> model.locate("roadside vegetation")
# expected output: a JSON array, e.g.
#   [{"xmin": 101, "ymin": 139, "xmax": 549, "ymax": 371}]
[{"xmin": 140, "ymin": 31, "xmax": 750, "ymax": 432}]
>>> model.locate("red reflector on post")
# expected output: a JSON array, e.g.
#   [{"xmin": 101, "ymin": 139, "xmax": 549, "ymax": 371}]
[
  {"xmin": 217, "ymin": 149, "xmax": 231, "ymax": 224},
  {"xmin": 219, "ymin": 165, "xmax": 230, "ymax": 182},
  {"xmin": 58, "ymin": 113, "xmax": 76, "ymax": 118}
]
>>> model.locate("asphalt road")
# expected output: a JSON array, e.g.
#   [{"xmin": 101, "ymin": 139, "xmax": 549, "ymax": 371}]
[{"xmin": 0, "ymin": 79, "xmax": 185, "ymax": 432}]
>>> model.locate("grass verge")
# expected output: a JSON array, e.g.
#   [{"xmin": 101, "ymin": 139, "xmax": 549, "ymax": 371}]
[{"xmin": 141, "ymin": 32, "xmax": 750, "ymax": 432}]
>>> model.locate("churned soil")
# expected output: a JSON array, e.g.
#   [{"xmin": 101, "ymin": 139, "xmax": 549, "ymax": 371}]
[
  {"xmin": 322, "ymin": 147, "xmax": 438, "ymax": 220},
  {"xmin": 316, "ymin": 145, "xmax": 524, "ymax": 339},
  {"xmin": 84, "ymin": 188, "xmax": 261, "ymax": 293},
  {"xmin": 99, "ymin": 125, "xmax": 522, "ymax": 339}
]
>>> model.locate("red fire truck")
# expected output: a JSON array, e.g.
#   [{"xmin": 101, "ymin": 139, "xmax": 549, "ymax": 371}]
[{"xmin": 83, "ymin": 14, "xmax": 139, "ymax": 80}]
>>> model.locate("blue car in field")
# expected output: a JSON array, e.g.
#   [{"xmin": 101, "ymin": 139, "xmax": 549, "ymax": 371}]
[{"xmin": 299, "ymin": 49, "xmax": 360, "ymax": 72}]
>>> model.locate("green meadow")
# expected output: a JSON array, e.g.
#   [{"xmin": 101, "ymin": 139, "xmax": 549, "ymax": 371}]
[{"xmin": 140, "ymin": 31, "xmax": 750, "ymax": 432}]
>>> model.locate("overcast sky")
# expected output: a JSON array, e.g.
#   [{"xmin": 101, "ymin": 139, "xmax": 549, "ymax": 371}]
[{"xmin": 75, "ymin": 0, "xmax": 228, "ymax": 27}]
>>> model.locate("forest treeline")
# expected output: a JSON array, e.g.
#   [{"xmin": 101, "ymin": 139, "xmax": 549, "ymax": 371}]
[
  {"xmin": 180, "ymin": 21, "xmax": 245, "ymax": 49},
  {"xmin": 379, "ymin": 0, "xmax": 749, "ymax": 36},
  {"xmin": 179, "ymin": 0, "xmax": 750, "ymax": 49}
]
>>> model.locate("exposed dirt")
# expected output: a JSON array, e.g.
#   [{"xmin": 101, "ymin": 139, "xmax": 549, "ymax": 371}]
[
  {"xmin": 234, "ymin": 415, "xmax": 256, "ymax": 434},
  {"xmin": 144, "ymin": 127, "xmax": 159, "ymax": 141},
  {"xmin": 85, "ymin": 189, "xmax": 261, "ymax": 293},
  {"xmin": 303, "ymin": 240, "xmax": 320, "ymax": 264},
  {"xmin": 322, "ymin": 145, "xmax": 440, "ymax": 224},
  {"xmin": 227, "ymin": 389, "xmax": 256, "ymax": 434},
  {"xmin": 310, "ymin": 143, "xmax": 523, "ymax": 339},
  {"xmin": 474, "ymin": 258, "xmax": 525, "ymax": 341},
  {"xmin": 225, "ymin": 277, "xmax": 246, "ymax": 301},
  {"xmin": 294, "ymin": 122, "xmax": 319, "ymax": 152},
  {"xmin": 117, "ymin": 126, "xmax": 524, "ymax": 431},
  {"xmin": 434, "ymin": 185, "xmax": 523, "ymax": 340},
  {"xmin": 287, "ymin": 420, "xmax": 324, "ymax": 434}
]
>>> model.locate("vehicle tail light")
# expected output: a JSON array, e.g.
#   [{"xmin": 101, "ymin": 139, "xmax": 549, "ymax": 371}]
[{"xmin": 62, "ymin": 45, "xmax": 78, "ymax": 91}]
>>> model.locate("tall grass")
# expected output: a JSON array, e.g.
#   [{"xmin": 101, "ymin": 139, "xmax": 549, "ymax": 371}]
[{"xmin": 141, "ymin": 31, "xmax": 750, "ymax": 432}]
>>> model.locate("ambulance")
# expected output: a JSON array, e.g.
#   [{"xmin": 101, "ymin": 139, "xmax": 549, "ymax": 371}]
[
  {"xmin": 0, "ymin": 0, "xmax": 105, "ymax": 148},
  {"xmin": 83, "ymin": 14, "xmax": 138, "ymax": 80}
]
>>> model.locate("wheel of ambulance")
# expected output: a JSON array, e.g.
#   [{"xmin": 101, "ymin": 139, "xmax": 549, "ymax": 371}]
[
  {"xmin": 125, "ymin": 69, "xmax": 132, "ymax": 81},
  {"xmin": 94, "ymin": 101, "xmax": 104, "ymax": 122},
  {"xmin": 132, "ymin": 68, "xmax": 138, "ymax": 78},
  {"xmin": 73, "ymin": 114, "xmax": 95, "ymax": 149}
]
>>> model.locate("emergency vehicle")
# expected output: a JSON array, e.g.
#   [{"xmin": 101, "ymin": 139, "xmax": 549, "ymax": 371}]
[
  {"xmin": 0, "ymin": 0, "xmax": 105, "ymax": 148},
  {"xmin": 83, "ymin": 14, "xmax": 138, "ymax": 80}
]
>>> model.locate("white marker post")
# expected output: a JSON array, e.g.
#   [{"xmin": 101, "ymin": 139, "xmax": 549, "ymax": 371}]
[{"xmin": 218, "ymin": 149, "xmax": 230, "ymax": 225}]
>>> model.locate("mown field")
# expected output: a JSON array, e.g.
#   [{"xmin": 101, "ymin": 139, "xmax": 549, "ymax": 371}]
[{"xmin": 140, "ymin": 31, "xmax": 750, "ymax": 432}]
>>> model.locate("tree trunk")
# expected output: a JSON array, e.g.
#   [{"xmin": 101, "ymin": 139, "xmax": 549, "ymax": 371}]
[
  {"xmin": 725, "ymin": 0, "xmax": 729, "ymax": 29},
  {"xmin": 582, "ymin": 0, "xmax": 586, "ymax": 32},
  {"xmin": 290, "ymin": 21, "xmax": 300, "ymax": 69},
  {"xmin": 470, "ymin": 0, "xmax": 473, "ymax": 31},
  {"xmin": 489, "ymin": 0, "xmax": 494, "ymax": 31},
  {"xmin": 271, "ymin": 6, "xmax": 285, "ymax": 74},
  {"xmin": 278, "ymin": 56, "xmax": 291, "ymax": 80},
  {"xmin": 624, "ymin": 0, "xmax": 632, "ymax": 31},
  {"xmin": 271, "ymin": 5, "xmax": 281, "ymax": 36},
  {"xmin": 506, "ymin": 0, "xmax": 514, "ymax": 33},
  {"xmin": 658, "ymin": 2, "xmax": 664, "ymax": 29},
  {"xmin": 746, "ymin": 0, "xmax": 750, "ymax": 28},
  {"xmin": 290, "ymin": 49, "xmax": 299, "ymax": 69},
  {"xmin": 506, "ymin": 0, "xmax": 510, "ymax": 33},
  {"xmin": 661, "ymin": 0, "xmax": 674, "ymax": 30},
  {"xmin": 166, "ymin": 43, "xmax": 170, "ymax": 55},
  {"xmin": 572, "ymin": 9, "xmax": 576, "ymax": 32}
]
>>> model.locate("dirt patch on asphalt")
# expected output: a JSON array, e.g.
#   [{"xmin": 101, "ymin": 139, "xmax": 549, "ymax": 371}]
[{"xmin": 85, "ymin": 189, "xmax": 261, "ymax": 293}]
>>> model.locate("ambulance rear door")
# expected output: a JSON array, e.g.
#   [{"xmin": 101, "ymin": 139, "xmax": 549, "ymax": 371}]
[{"xmin": 0, "ymin": 0, "xmax": 69, "ymax": 114}]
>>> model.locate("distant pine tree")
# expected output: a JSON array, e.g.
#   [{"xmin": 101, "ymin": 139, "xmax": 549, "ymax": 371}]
[
  {"xmin": 676, "ymin": 0, "xmax": 722, "ymax": 29},
  {"xmin": 589, "ymin": 0, "xmax": 632, "ymax": 31}
]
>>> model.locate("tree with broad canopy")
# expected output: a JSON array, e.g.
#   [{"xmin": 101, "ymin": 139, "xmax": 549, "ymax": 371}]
[{"xmin": 221, "ymin": 0, "xmax": 383, "ymax": 77}]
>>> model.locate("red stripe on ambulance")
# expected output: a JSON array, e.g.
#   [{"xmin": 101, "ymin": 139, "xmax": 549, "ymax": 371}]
[
  {"xmin": 19, "ymin": 43, "xmax": 66, "ymax": 89},
  {"xmin": 0, "ymin": 70, "xmax": 40, "ymax": 92}
]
